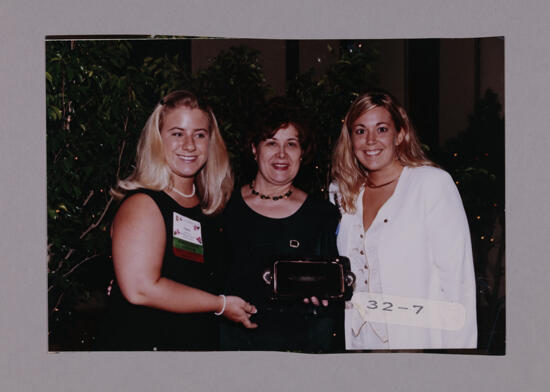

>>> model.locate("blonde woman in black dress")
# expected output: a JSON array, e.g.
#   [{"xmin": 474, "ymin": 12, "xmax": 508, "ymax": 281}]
[{"xmin": 100, "ymin": 90, "xmax": 257, "ymax": 350}]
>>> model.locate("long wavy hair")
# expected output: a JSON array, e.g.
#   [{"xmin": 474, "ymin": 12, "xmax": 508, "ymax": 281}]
[
  {"xmin": 331, "ymin": 89, "xmax": 435, "ymax": 213},
  {"xmin": 112, "ymin": 90, "xmax": 233, "ymax": 215}
]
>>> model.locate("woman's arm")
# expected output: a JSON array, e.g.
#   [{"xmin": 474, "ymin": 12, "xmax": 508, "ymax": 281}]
[
  {"xmin": 425, "ymin": 171, "xmax": 477, "ymax": 348},
  {"xmin": 112, "ymin": 193, "xmax": 257, "ymax": 328}
]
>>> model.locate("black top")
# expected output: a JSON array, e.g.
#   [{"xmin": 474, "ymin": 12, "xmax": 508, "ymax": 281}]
[
  {"xmin": 220, "ymin": 190, "xmax": 343, "ymax": 352},
  {"xmin": 97, "ymin": 189, "xmax": 223, "ymax": 351}
]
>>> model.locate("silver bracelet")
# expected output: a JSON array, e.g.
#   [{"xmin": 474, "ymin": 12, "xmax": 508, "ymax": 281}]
[{"xmin": 214, "ymin": 294, "xmax": 226, "ymax": 316}]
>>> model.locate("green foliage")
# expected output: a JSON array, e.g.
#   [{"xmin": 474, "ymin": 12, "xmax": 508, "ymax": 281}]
[
  {"xmin": 46, "ymin": 39, "xmax": 382, "ymax": 347},
  {"xmin": 46, "ymin": 41, "xmax": 273, "ymax": 347},
  {"xmin": 287, "ymin": 40, "xmax": 380, "ymax": 194},
  {"xmin": 46, "ymin": 40, "xmax": 189, "ymax": 338},
  {"xmin": 434, "ymin": 90, "xmax": 505, "ymax": 343},
  {"xmin": 436, "ymin": 89, "xmax": 505, "ymax": 255},
  {"xmin": 191, "ymin": 46, "xmax": 272, "ymax": 184},
  {"xmin": 47, "ymin": 39, "xmax": 504, "ymax": 352}
]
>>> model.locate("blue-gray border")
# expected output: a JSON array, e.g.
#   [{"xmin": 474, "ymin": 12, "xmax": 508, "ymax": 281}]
[{"xmin": 1, "ymin": 0, "xmax": 548, "ymax": 391}]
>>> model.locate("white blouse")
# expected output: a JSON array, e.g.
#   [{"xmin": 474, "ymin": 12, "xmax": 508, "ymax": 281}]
[{"xmin": 330, "ymin": 166, "xmax": 477, "ymax": 350}]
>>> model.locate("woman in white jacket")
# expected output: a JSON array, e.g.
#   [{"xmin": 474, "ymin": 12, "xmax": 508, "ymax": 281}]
[{"xmin": 330, "ymin": 90, "xmax": 477, "ymax": 350}]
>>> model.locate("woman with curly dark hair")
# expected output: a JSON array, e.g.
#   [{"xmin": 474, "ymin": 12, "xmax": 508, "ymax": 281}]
[{"xmin": 220, "ymin": 98, "xmax": 343, "ymax": 352}]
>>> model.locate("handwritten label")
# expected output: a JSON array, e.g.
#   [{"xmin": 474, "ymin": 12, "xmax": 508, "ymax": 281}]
[{"xmin": 351, "ymin": 292, "xmax": 466, "ymax": 331}]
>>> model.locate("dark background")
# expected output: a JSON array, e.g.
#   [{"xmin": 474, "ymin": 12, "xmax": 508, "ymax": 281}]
[{"xmin": 46, "ymin": 37, "xmax": 504, "ymax": 353}]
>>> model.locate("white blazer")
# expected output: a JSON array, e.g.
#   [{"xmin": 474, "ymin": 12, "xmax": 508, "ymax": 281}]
[{"xmin": 331, "ymin": 166, "xmax": 477, "ymax": 349}]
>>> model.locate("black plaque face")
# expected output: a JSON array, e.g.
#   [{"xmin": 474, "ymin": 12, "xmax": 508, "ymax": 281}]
[{"xmin": 273, "ymin": 261, "xmax": 344, "ymax": 298}]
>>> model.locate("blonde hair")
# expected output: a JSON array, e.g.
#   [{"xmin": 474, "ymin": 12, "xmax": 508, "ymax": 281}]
[
  {"xmin": 331, "ymin": 90, "xmax": 435, "ymax": 213},
  {"xmin": 112, "ymin": 90, "xmax": 233, "ymax": 215}
]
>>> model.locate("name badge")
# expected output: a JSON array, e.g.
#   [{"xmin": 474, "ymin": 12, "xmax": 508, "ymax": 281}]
[{"xmin": 172, "ymin": 212, "xmax": 204, "ymax": 263}]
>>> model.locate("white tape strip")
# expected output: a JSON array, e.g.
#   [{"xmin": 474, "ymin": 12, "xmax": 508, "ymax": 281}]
[{"xmin": 351, "ymin": 292, "xmax": 466, "ymax": 331}]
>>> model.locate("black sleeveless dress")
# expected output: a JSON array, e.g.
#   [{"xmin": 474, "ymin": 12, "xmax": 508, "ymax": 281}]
[
  {"xmin": 96, "ymin": 189, "xmax": 223, "ymax": 351},
  {"xmin": 219, "ymin": 191, "xmax": 344, "ymax": 353}
]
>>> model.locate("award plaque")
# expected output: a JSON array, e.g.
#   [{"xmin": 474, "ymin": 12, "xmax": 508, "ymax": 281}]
[{"xmin": 262, "ymin": 256, "xmax": 355, "ymax": 300}]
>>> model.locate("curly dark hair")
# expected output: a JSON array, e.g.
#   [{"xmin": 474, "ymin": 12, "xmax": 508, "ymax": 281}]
[{"xmin": 247, "ymin": 97, "xmax": 314, "ymax": 163}]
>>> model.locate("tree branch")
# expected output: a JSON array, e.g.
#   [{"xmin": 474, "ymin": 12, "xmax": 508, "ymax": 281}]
[
  {"xmin": 62, "ymin": 254, "xmax": 99, "ymax": 278},
  {"xmin": 79, "ymin": 195, "xmax": 114, "ymax": 240},
  {"xmin": 58, "ymin": 248, "xmax": 75, "ymax": 270},
  {"xmin": 50, "ymin": 292, "xmax": 64, "ymax": 316},
  {"xmin": 49, "ymin": 247, "xmax": 76, "ymax": 289},
  {"xmin": 115, "ymin": 140, "xmax": 126, "ymax": 179},
  {"xmin": 53, "ymin": 147, "xmax": 64, "ymax": 165},
  {"xmin": 115, "ymin": 109, "xmax": 130, "ymax": 179},
  {"xmin": 82, "ymin": 189, "xmax": 94, "ymax": 206},
  {"xmin": 47, "ymin": 243, "xmax": 53, "ymax": 266}
]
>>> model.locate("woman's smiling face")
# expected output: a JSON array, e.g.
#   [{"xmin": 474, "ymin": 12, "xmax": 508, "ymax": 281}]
[
  {"xmin": 351, "ymin": 106, "xmax": 404, "ymax": 174},
  {"xmin": 160, "ymin": 107, "xmax": 211, "ymax": 180},
  {"xmin": 252, "ymin": 124, "xmax": 302, "ymax": 186}
]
